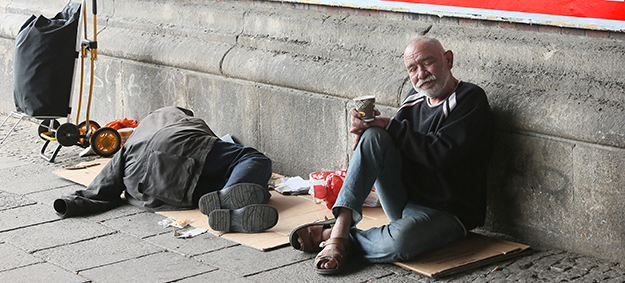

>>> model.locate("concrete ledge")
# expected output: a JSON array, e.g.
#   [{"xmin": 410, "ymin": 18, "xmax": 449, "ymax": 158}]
[
  {"xmin": 221, "ymin": 46, "xmax": 407, "ymax": 105},
  {"xmin": 98, "ymin": 27, "xmax": 233, "ymax": 75}
]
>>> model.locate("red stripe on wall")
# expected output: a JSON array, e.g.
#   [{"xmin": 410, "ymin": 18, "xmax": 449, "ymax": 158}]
[{"xmin": 383, "ymin": 0, "xmax": 625, "ymax": 21}]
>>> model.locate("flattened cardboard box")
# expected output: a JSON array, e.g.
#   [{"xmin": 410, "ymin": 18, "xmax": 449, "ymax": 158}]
[
  {"xmin": 52, "ymin": 159, "xmax": 389, "ymax": 251},
  {"xmin": 396, "ymin": 232, "xmax": 529, "ymax": 278},
  {"xmin": 54, "ymin": 158, "xmax": 529, "ymax": 277}
]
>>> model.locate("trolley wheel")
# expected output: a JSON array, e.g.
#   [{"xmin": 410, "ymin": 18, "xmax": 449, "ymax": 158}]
[
  {"xmin": 77, "ymin": 120, "xmax": 101, "ymax": 146},
  {"xmin": 56, "ymin": 123, "xmax": 81, "ymax": 146},
  {"xmin": 37, "ymin": 119, "xmax": 60, "ymax": 140},
  {"xmin": 90, "ymin": 127, "xmax": 121, "ymax": 157}
]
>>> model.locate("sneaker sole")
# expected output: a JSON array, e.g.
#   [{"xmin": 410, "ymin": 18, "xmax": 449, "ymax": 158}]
[
  {"xmin": 208, "ymin": 204, "xmax": 278, "ymax": 233},
  {"xmin": 199, "ymin": 183, "xmax": 269, "ymax": 216}
]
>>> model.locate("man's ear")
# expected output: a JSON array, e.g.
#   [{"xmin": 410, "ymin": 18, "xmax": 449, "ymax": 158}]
[{"xmin": 444, "ymin": 50, "xmax": 454, "ymax": 69}]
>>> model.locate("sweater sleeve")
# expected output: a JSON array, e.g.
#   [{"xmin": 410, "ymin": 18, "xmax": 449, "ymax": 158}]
[{"xmin": 386, "ymin": 86, "xmax": 492, "ymax": 170}]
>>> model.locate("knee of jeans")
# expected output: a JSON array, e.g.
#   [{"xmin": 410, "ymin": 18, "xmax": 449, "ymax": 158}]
[
  {"xmin": 256, "ymin": 157, "xmax": 273, "ymax": 178},
  {"xmin": 361, "ymin": 127, "xmax": 393, "ymax": 147},
  {"xmin": 370, "ymin": 228, "xmax": 422, "ymax": 262},
  {"xmin": 385, "ymin": 215, "xmax": 456, "ymax": 260},
  {"xmin": 244, "ymin": 149, "xmax": 272, "ymax": 167},
  {"xmin": 256, "ymin": 154, "xmax": 272, "ymax": 168}
]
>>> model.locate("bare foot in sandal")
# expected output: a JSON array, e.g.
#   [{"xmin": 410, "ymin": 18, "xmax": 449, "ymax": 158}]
[
  {"xmin": 315, "ymin": 208, "xmax": 353, "ymax": 275},
  {"xmin": 315, "ymin": 237, "xmax": 351, "ymax": 275},
  {"xmin": 289, "ymin": 218, "xmax": 335, "ymax": 253}
]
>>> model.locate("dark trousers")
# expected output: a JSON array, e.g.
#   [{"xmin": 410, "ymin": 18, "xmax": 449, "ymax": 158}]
[{"xmin": 191, "ymin": 140, "xmax": 272, "ymax": 205}]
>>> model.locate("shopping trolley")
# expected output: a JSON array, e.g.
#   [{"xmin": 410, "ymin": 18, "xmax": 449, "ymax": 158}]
[{"xmin": 5, "ymin": 0, "xmax": 121, "ymax": 162}]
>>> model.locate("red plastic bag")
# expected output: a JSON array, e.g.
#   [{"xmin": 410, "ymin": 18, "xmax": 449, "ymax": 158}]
[
  {"xmin": 309, "ymin": 170, "xmax": 380, "ymax": 209},
  {"xmin": 309, "ymin": 170, "xmax": 347, "ymax": 209},
  {"xmin": 105, "ymin": 118, "xmax": 138, "ymax": 130}
]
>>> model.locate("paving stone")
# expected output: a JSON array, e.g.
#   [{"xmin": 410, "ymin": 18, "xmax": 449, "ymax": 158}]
[
  {"xmin": 603, "ymin": 277, "xmax": 625, "ymax": 283},
  {"xmin": 99, "ymin": 211, "xmax": 171, "ymax": 239},
  {"xmin": 0, "ymin": 242, "xmax": 44, "ymax": 272},
  {"xmin": 78, "ymin": 251, "xmax": 215, "ymax": 283},
  {"xmin": 0, "ymin": 164, "xmax": 73, "ymax": 194},
  {"xmin": 0, "ymin": 156, "xmax": 29, "ymax": 170},
  {"xmin": 0, "ymin": 217, "xmax": 116, "ymax": 253},
  {"xmin": 0, "ymin": 262, "xmax": 88, "ymax": 283},
  {"xmin": 503, "ymin": 268, "xmax": 542, "ymax": 282},
  {"xmin": 0, "ymin": 203, "xmax": 59, "ymax": 232},
  {"xmin": 537, "ymin": 266, "xmax": 565, "ymax": 281},
  {"xmin": 533, "ymin": 250, "xmax": 569, "ymax": 266},
  {"xmin": 25, "ymin": 184, "xmax": 83, "ymax": 206},
  {"xmin": 25, "ymin": 186, "xmax": 145, "ymax": 221},
  {"xmin": 33, "ymin": 232, "xmax": 165, "ymax": 272},
  {"xmin": 581, "ymin": 262, "xmax": 624, "ymax": 281},
  {"xmin": 367, "ymin": 272, "xmax": 432, "ymax": 283},
  {"xmin": 603, "ymin": 269, "xmax": 625, "ymax": 279},
  {"xmin": 145, "ymin": 230, "xmax": 239, "ymax": 257},
  {"xmin": 246, "ymin": 258, "xmax": 395, "ymax": 283},
  {"xmin": 555, "ymin": 267, "xmax": 590, "ymax": 282},
  {"xmin": 193, "ymin": 244, "xmax": 314, "ymax": 276},
  {"xmin": 176, "ymin": 269, "xmax": 256, "ymax": 283},
  {"xmin": 80, "ymin": 203, "xmax": 145, "ymax": 222},
  {"xmin": 0, "ymin": 190, "xmax": 35, "ymax": 210}
]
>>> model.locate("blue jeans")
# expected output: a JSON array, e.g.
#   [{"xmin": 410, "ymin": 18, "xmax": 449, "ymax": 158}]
[
  {"xmin": 332, "ymin": 127, "xmax": 466, "ymax": 263},
  {"xmin": 192, "ymin": 140, "xmax": 272, "ymax": 205}
]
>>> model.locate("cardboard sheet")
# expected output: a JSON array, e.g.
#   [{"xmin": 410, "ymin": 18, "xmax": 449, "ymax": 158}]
[
  {"xmin": 53, "ymin": 159, "xmax": 389, "ymax": 251},
  {"xmin": 395, "ymin": 232, "xmax": 530, "ymax": 278},
  {"xmin": 54, "ymin": 158, "xmax": 529, "ymax": 276},
  {"xmin": 158, "ymin": 191, "xmax": 390, "ymax": 251},
  {"xmin": 54, "ymin": 158, "xmax": 111, "ymax": 186}
]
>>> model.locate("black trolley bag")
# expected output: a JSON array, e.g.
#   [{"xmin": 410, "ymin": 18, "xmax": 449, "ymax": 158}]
[
  {"xmin": 9, "ymin": 1, "xmax": 122, "ymax": 163},
  {"xmin": 13, "ymin": 2, "xmax": 81, "ymax": 118}
]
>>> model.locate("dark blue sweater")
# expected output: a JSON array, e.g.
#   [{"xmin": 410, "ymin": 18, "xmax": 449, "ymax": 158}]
[{"xmin": 386, "ymin": 81, "xmax": 495, "ymax": 230}]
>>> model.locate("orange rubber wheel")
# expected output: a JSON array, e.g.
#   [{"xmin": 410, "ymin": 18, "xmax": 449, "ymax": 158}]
[
  {"xmin": 77, "ymin": 120, "xmax": 101, "ymax": 146},
  {"xmin": 90, "ymin": 127, "xmax": 121, "ymax": 157}
]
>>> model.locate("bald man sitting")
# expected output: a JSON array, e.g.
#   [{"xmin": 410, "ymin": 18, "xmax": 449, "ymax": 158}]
[{"xmin": 290, "ymin": 36, "xmax": 496, "ymax": 275}]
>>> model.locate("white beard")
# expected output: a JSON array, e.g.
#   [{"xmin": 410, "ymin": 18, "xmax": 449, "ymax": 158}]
[{"xmin": 412, "ymin": 73, "xmax": 450, "ymax": 99}]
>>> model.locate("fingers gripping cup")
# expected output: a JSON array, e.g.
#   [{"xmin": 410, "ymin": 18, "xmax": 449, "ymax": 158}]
[{"xmin": 353, "ymin": 96, "xmax": 376, "ymax": 122}]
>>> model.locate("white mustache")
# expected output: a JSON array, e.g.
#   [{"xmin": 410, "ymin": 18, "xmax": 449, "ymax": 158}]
[{"xmin": 416, "ymin": 75, "xmax": 437, "ymax": 88}]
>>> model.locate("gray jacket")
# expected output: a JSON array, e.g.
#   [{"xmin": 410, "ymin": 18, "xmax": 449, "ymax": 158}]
[{"xmin": 77, "ymin": 106, "xmax": 218, "ymax": 211}]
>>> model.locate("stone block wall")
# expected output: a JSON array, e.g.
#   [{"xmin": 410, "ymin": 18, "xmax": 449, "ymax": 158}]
[{"xmin": 1, "ymin": 0, "xmax": 624, "ymax": 264}]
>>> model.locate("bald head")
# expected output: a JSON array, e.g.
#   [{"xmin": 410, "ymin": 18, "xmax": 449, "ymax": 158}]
[
  {"xmin": 403, "ymin": 36, "xmax": 457, "ymax": 102},
  {"xmin": 406, "ymin": 36, "xmax": 446, "ymax": 56}
]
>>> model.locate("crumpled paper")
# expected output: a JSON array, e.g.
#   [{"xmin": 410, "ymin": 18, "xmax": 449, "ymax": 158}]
[
  {"xmin": 158, "ymin": 217, "xmax": 208, "ymax": 238},
  {"xmin": 158, "ymin": 217, "xmax": 192, "ymax": 229},
  {"xmin": 173, "ymin": 227, "xmax": 208, "ymax": 239}
]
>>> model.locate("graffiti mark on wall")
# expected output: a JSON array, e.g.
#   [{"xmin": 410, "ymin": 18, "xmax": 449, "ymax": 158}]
[{"xmin": 126, "ymin": 69, "xmax": 182, "ymax": 106}]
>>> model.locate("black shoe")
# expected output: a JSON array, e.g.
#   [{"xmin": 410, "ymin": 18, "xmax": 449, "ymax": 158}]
[
  {"xmin": 208, "ymin": 204, "xmax": 278, "ymax": 233},
  {"xmin": 198, "ymin": 183, "xmax": 270, "ymax": 216}
]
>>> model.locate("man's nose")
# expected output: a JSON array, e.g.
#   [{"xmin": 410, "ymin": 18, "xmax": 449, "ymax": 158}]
[{"xmin": 417, "ymin": 70, "xmax": 429, "ymax": 81}]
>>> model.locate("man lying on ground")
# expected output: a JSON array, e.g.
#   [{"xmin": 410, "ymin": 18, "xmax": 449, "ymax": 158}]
[{"xmin": 54, "ymin": 106, "xmax": 278, "ymax": 233}]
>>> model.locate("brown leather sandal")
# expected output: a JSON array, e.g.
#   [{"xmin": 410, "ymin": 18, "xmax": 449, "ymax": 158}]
[
  {"xmin": 314, "ymin": 237, "xmax": 351, "ymax": 275},
  {"xmin": 289, "ymin": 218, "xmax": 335, "ymax": 253}
]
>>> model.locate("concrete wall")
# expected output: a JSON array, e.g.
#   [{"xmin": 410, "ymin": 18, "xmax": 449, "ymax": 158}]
[{"xmin": 1, "ymin": 0, "xmax": 624, "ymax": 263}]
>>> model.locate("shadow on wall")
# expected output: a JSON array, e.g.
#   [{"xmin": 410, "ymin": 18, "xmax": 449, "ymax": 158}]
[{"xmin": 484, "ymin": 109, "xmax": 575, "ymax": 245}]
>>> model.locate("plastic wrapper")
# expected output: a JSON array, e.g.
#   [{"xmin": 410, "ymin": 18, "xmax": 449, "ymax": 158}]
[
  {"xmin": 105, "ymin": 118, "xmax": 138, "ymax": 130},
  {"xmin": 309, "ymin": 170, "xmax": 380, "ymax": 209}
]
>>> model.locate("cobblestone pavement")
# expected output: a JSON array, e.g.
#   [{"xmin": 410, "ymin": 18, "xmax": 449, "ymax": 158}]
[{"xmin": 0, "ymin": 115, "xmax": 624, "ymax": 282}]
